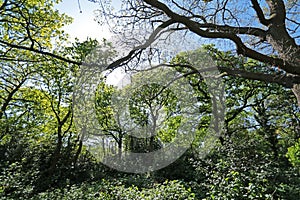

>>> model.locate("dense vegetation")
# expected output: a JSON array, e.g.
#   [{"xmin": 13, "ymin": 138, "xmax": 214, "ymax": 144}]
[{"xmin": 0, "ymin": 0, "xmax": 299, "ymax": 199}]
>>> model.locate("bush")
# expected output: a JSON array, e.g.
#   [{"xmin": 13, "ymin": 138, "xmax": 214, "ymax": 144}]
[{"xmin": 31, "ymin": 179, "xmax": 195, "ymax": 200}]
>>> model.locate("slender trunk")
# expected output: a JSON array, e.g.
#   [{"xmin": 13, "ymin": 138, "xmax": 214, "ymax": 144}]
[
  {"xmin": 73, "ymin": 140, "xmax": 83, "ymax": 167},
  {"xmin": 74, "ymin": 129, "xmax": 85, "ymax": 167},
  {"xmin": 118, "ymin": 140, "xmax": 122, "ymax": 159},
  {"xmin": 102, "ymin": 137, "xmax": 106, "ymax": 157},
  {"xmin": 117, "ymin": 132, "xmax": 123, "ymax": 159},
  {"xmin": 44, "ymin": 122, "xmax": 64, "ymax": 177},
  {"xmin": 48, "ymin": 133, "xmax": 62, "ymax": 174},
  {"xmin": 0, "ymin": 79, "xmax": 25, "ymax": 119},
  {"xmin": 292, "ymin": 84, "xmax": 300, "ymax": 107},
  {"xmin": 149, "ymin": 136, "xmax": 154, "ymax": 152}
]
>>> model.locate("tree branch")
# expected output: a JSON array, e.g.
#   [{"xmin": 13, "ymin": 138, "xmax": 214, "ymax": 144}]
[
  {"xmin": 266, "ymin": 0, "xmax": 286, "ymax": 24},
  {"xmin": 199, "ymin": 23, "xmax": 267, "ymax": 39},
  {"xmin": 143, "ymin": 0, "xmax": 296, "ymax": 74},
  {"xmin": 0, "ymin": 0, "xmax": 8, "ymax": 11},
  {"xmin": 218, "ymin": 66, "xmax": 300, "ymax": 88},
  {"xmin": 250, "ymin": 0, "xmax": 270, "ymax": 26},
  {"xmin": 141, "ymin": 63, "xmax": 300, "ymax": 88},
  {"xmin": 106, "ymin": 19, "xmax": 175, "ymax": 70},
  {"xmin": 0, "ymin": 40, "xmax": 82, "ymax": 65}
]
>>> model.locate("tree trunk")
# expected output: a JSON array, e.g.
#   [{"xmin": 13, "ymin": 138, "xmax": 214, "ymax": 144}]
[
  {"xmin": 73, "ymin": 140, "xmax": 83, "ymax": 167},
  {"xmin": 48, "ymin": 134, "xmax": 62, "ymax": 174},
  {"xmin": 292, "ymin": 84, "xmax": 300, "ymax": 107},
  {"xmin": 118, "ymin": 141, "xmax": 122, "ymax": 160}
]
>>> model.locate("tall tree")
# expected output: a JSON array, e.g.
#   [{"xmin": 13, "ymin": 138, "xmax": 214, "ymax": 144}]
[{"xmin": 93, "ymin": 0, "xmax": 300, "ymax": 104}]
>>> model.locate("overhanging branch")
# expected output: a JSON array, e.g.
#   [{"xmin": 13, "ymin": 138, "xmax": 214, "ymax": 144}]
[
  {"xmin": 136, "ymin": 62, "xmax": 300, "ymax": 88},
  {"xmin": 0, "ymin": 40, "xmax": 82, "ymax": 65},
  {"xmin": 217, "ymin": 66, "xmax": 300, "ymax": 88},
  {"xmin": 143, "ymin": 0, "xmax": 289, "ymax": 74},
  {"xmin": 199, "ymin": 23, "xmax": 267, "ymax": 39},
  {"xmin": 106, "ymin": 19, "xmax": 175, "ymax": 70}
]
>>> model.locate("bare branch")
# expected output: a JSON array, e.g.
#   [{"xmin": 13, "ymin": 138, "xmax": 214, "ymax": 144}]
[
  {"xmin": 199, "ymin": 23, "xmax": 267, "ymax": 39},
  {"xmin": 217, "ymin": 66, "xmax": 299, "ymax": 88},
  {"xmin": 106, "ymin": 19, "xmax": 175, "ymax": 70},
  {"xmin": 136, "ymin": 62, "xmax": 300, "ymax": 88},
  {"xmin": 250, "ymin": 0, "xmax": 270, "ymax": 26},
  {"xmin": 143, "ymin": 0, "xmax": 287, "ymax": 73}
]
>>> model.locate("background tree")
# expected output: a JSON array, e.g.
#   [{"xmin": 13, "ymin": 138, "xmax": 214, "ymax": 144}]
[
  {"xmin": 145, "ymin": 46, "xmax": 299, "ymax": 199},
  {"xmin": 0, "ymin": 0, "xmax": 80, "ymax": 65},
  {"xmin": 0, "ymin": 3, "xmax": 102, "ymax": 193},
  {"xmin": 94, "ymin": 81, "xmax": 126, "ymax": 159},
  {"xmin": 93, "ymin": 67, "xmax": 189, "ymax": 159},
  {"xmin": 0, "ymin": 45, "xmax": 86, "ymax": 197}
]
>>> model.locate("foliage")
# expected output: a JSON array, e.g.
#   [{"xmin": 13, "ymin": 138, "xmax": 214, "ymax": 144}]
[
  {"xmin": 196, "ymin": 135, "xmax": 300, "ymax": 200},
  {"xmin": 287, "ymin": 138, "xmax": 300, "ymax": 170},
  {"xmin": 16, "ymin": 179, "xmax": 195, "ymax": 200},
  {"xmin": 0, "ymin": 0, "xmax": 299, "ymax": 198}
]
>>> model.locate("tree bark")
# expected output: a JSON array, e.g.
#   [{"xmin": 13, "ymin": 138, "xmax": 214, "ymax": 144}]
[{"xmin": 292, "ymin": 84, "xmax": 300, "ymax": 106}]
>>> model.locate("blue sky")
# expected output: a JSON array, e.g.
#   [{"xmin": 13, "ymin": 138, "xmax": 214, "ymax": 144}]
[
  {"xmin": 55, "ymin": 1, "xmax": 124, "ymax": 85},
  {"xmin": 55, "ymin": 0, "xmax": 112, "ymax": 41}
]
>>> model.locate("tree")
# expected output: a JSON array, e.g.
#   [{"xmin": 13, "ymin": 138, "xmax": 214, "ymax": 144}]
[
  {"xmin": 94, "ymin": 81, "xmax": 126, "ymax": 159},
  {"xmin": 90, "ymin": 65, "xmax": 200, "ymax": 173},
  {"xmin": 128, "ymin": 81, "xmax": 179, "ymax": 152},
  {"xmin": 0, "ymin": 15, "xmax": 101, "ymax": 193},
  {"xmin": 93, "ymin": 0, "xmax": 300, "ymax": 105},
  {"xmin": 0, "ymin": 0, "xmax": 80, "ymax": 65},
  {"xmin": 154, "ymin": 47, "xmax": 300, "ymax": 199}
]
